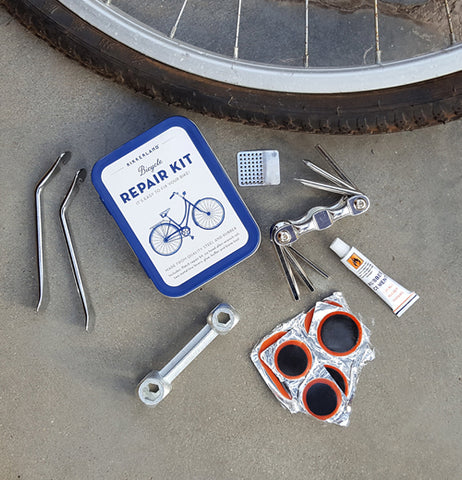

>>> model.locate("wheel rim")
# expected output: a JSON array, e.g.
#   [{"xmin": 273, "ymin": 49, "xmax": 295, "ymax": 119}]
[
  {"xmin": 193, "ymin": 199, "xmax": 224, "ymax": 229},
  {"xmin": 150, "ymin": 224, "xmax": 182, "ymax": 256},
  {"xmin": 60, "ymin": 0, "xmax": 462, "ymax": 93}
]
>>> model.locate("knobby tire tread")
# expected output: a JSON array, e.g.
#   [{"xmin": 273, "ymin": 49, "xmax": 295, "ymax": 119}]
[{"xmin": 2, "ymin": 0, "xmax": 462, "ymax": 134}]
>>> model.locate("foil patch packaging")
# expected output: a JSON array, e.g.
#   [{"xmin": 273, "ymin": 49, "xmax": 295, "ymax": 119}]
[{"xmin": 251, "ymin": 292, "xmax": 375, "ymax": 426}]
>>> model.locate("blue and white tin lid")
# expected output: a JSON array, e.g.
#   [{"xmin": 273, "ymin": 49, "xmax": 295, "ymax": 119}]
[{"xmin": 92, "ymin": 116, "xmax": 261, "ymax": 297}]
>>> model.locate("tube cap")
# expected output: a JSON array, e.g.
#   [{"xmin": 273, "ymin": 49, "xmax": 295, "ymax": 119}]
[{"xmin": 330, "ymin": 238, "xmax": 351, "ymax": 258}]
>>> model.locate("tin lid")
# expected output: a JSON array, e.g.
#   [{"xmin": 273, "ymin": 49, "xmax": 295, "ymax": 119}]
[{"xmin": 92, "ymin": 116, "xmax": 261, "ymax": 297}]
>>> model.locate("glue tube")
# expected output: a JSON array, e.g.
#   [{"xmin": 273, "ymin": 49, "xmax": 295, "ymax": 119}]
[{"xmin": 330, "ymin": 238, "xmax": 419, "ymax": 317}]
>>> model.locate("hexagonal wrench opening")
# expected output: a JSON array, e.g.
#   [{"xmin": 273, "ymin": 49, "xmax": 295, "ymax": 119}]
[
  {"xmin": 207, "ymin": 303, "xmax": 239, "ymax": 335},
  {"xmin": 137, "ymin": 372, "xmax": 171, "ymax": 406}
]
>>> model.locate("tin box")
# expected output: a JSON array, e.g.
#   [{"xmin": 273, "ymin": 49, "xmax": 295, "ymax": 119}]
[{"xmin": 92, "ymin": 116, "xmax": 260, "ymax": 297}]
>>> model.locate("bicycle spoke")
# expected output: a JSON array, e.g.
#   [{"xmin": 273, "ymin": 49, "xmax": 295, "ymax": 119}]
[
  {"xmin": 374, "ymin": 0, "xmax": 382, "ymax": 64},
  {"xmin": 234, "ymin": 0, "xmax": 243, "ymax": 59},
  {"xmin": 170, "ymin": 0, "xmax": 189, "ymax": 39},
  {"xmin": 443, "ymin": 0, "xmax": 456, "ymax": 45},
  {"xmin": 304, "ymin": 0, "xmax": 309, "ymax": 67}
]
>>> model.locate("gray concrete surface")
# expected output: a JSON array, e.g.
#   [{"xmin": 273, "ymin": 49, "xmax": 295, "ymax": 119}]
[{"xmin": 1, "ymin": 6, "xmax": 461, "ymax": 480}]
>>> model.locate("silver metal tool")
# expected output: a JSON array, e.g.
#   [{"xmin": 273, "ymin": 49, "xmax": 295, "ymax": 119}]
[
  {"xmin": 237, "ymin": 150, "xmax": 280, "ymax": 186},
  {"xmin": 137, "ymin": 303, "xmax": 239, "ymax": 406},
  {"xmin": 35, "ymin": 151, "xmax": 72, "ymax": 312},
  {"xmin": 60, "ymin": 169, "xmax": 91, "ymax": 331},
  {"xmin": 271, "ymin": 145, "xmax": 370, "ymax": 300}
]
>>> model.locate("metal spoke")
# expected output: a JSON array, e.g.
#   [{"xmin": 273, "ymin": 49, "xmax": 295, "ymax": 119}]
[
  {"xmin": 234, "ymin": 0, "xmax": 243, "ymax": 59},
  {"xmin": 443, "ymin": 0, "xmax": 456, "ymax": 45},
  {"xmin": 374, "ymin": 0, "xmax": 382, "ymax": 64},
  {"xmin": 304, "ymin": 0, "xmax": 309, "ymax": 67},
  {"xmin": 170, "ymin": 0, "xmax": 189, "ymax": 39}
]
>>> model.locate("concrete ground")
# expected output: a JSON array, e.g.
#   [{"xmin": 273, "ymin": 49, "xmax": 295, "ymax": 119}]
[{"xmin": 1, "ymin": 6, "xmax": 461, "ymax": 480}]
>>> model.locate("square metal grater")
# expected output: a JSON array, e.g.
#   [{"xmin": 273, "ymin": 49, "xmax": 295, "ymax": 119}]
[{"xmin": 237, "ymin": 150, "xmax": 280, "ymax": 186}]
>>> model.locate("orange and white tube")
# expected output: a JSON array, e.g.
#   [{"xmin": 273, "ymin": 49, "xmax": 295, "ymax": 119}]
[{"xmin": 330, "ymin": 238, "xmax": 419, "ymax": 317}]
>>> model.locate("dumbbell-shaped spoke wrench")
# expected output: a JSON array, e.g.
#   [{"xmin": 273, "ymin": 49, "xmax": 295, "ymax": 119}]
[{"xmin": 137, "ymin": 303, "xmax": 239, "ymax": 406}]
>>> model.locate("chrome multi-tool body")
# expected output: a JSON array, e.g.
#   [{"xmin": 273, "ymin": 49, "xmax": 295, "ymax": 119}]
[{"xmin": 271, "ymin": 145, "xmax": 370, "ymax": 300}]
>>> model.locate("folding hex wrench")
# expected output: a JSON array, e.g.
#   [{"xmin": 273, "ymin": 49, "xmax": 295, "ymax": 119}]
[
  {"xmin": 137, "ymin": 303, "xmax": 239, "ymax": 406},
  {"xmin": 270, "ymin": 145, "xmax": 370, "ymax": 300},
  {"xmin": 35, "ymin": 152, "xmax": 71, "ymax": 312},
  {"xmin": 60, "ymin": 169, "xmax": 91, "ymax": 331}
]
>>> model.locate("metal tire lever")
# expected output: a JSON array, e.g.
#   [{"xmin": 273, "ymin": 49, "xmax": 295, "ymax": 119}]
[
  {"xmin": 35, "ymin": 152, "xmax": 71, "ymax": 312},
  {"xmin": 60, "ymin": 169, "xmax": 91, "ymax": 331}
]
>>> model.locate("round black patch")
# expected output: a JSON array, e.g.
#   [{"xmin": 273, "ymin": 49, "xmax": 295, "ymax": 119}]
[
  {"xmin": 305, "ymin": 382, "xmax": 339, "ymax": 417},
  {"xmin": 320, "ymin": 314, "xmax": 359, "ymax": 354},
  {"xmin": 276, "ymin": 344, "xmax": 308, "ymax": 377}
]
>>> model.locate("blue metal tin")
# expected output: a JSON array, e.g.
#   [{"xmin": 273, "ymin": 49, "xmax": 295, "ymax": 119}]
[{"xmin": 92, "ymin": 116, "xmax": 261, "ymax": 297}]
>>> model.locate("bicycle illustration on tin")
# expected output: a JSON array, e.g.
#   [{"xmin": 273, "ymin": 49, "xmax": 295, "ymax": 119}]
[{"xmin": 149, "ymin": 191, "xmax": 225, "ymax": 256}]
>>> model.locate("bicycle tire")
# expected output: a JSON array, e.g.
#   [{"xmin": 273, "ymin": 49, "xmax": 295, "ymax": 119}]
[
  {"xmin": 192, "ymin": 198, "xmax": 225, "ymax": 230},
  {"xmin": 149, "ymin": 223, "xmax": 182, "ymax": 256},
  {"xmin": 3, "ymin": 0, "xmax": 462, "ymax": 134}
]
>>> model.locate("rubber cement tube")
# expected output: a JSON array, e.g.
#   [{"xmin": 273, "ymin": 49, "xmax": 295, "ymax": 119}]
[{"xmin": 330, "ymin": 238, "xmax": 419, "ymax": 317}]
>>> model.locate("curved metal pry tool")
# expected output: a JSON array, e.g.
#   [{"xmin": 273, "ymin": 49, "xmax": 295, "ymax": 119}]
[
  {"xmin": 60, "ymin": 169, "xmax": 91, "ymax": 331},
  {"xmin": 271, "ymin": 145, "xmax": 370, "ymax": 300},
  {"xmin": 35, "ymin": 151, "xmax": 72, "ymax": 312}
]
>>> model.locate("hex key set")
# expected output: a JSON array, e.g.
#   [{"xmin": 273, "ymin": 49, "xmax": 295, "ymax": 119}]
[{"xmin": 270, "ymin": 144, "xmax": 370, "ymax": 300}]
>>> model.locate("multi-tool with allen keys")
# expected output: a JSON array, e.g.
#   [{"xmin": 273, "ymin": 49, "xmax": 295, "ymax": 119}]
[{"xmin": 270, "ymin": 145, "xmax": 370, "ymax": 300}]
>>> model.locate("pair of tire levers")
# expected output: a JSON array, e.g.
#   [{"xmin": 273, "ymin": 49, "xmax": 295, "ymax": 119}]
[{"xmin": 35, "ymin": 152, "xmax": 90, "ymax": 330}]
